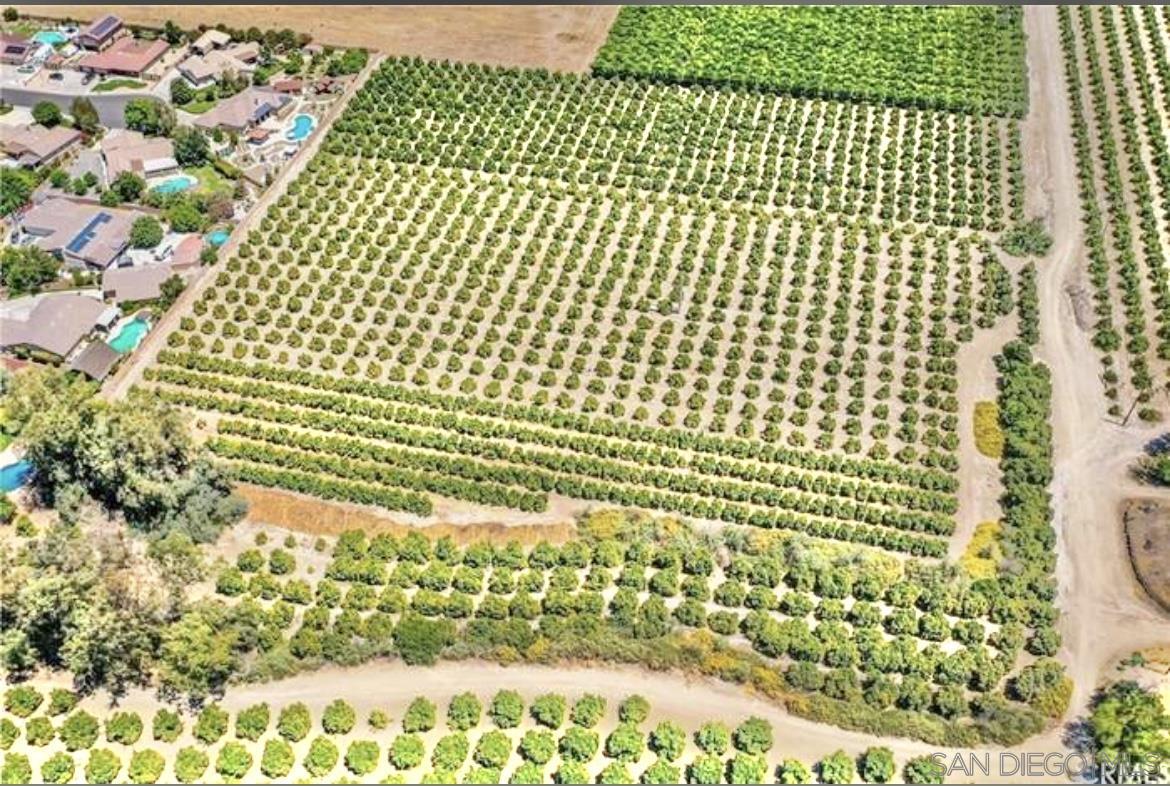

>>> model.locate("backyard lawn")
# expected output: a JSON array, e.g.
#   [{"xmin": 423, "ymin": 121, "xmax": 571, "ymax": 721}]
[
  {"xmin": 92, "ymin": 78, "xmax": 147, "ymax": 93},
  {"xmin": 185, "ymin": 164, "xmax": 235, "ymax": 197}
]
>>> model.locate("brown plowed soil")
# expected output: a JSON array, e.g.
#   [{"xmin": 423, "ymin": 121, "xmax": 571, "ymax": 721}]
[{"xmin": 16, "ymin": 5, "xmax": 619, "ymax": 72}]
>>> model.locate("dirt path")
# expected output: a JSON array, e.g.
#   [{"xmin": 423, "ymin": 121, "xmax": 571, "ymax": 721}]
[
  {"xmin": 25, "ymin": 661, "xmax": 1029, "ymax": 783},
  {"xmin": 1022, "ymin": 4, "xmax": 1170, "ymax": 725},
  {"xmin": 17, "ymin": 5, "xmax": 619, "ymax": 73},
  {"xmin": 99, "ymin": 55, "xmax": 380, "ymax": 403},
  {"xmin": 950, "ymin": 317, "xmax": 1016, "ymax": 560}
]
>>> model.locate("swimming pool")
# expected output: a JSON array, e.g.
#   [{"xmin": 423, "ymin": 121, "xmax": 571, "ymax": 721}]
[
  {"xmin": 153, "ymin": 174, "xmax": 197, "ymax": 195},
  {"xmin": 108, "ymin": 317, "xmax": 150, "ymax": 354},
  {"xmin": 0, "ymin": 459, "xmax": 33, "ymax": 493},
  {"xmin": 285, "ymin": 113, "xmax": 316, "ymax": 142},
  {"xmin": 206, "ymin": 228, "xmax": 231, "ymax": 247},
  {"xmin": 33, "ymin": 30, "xmax": 67, "ymax": 46}
]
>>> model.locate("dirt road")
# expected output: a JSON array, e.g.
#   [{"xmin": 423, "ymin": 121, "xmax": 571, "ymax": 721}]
[
  {"xmin": 17, "ymin": 6, "xmax": 619, "ymax": 73},
  {"xmin": 1022, "ymin": 4, "xmax": 1170, "ymax": 724}
]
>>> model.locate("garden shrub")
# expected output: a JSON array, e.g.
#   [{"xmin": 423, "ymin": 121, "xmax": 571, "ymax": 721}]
[
  {"xmin": 84, "ymin": 749, "xmax": 121, "ymax": 784},
  {"xmin": 61, "ymin": 711, "xmax": 99, "ymax": 751},
  {"xmin": 261, "ymin": 738, "xmax": 295, "ymax": 778},
  {"xmin": 860, "ymin": 746, "xmax": 896, "ymax": 783},
  {"xmin": 24, "ymin": 716, "xmax": 53, "ymax": 747},
  {"xmin": 215, "ymin": 741, "xmax": 253, "ymax": 781},
  {"xmin": 389, "ymin": 733, "xmax": 425, "ymax": 769},
  {"xmin": 345, "ymin": 739, "xmax": 380, "ymax": 775},
  {"xmin": 105, "ymin": 711, "xmax": 143, "ymax": 745},
  {"xmin": 278, "ymin": 702, "xmax": 312, "ymax": 741},
  {"xmin": 40, "ymin": 752, "xmax": 74, "ymax": 785},
  {"xmin": 46, "ymin": 689, "xmax": 78, "ymax": 717},
  {"xmin": 973, "ymin": 402, "xmax": 1004, "ymax": 459},
  {"xmin": 618, "ymin": 694, "xmax": 650, "ymax": 724},
  {"xmin": 530, "ymin": 694, "xmax": 566, "ymax": 729},
  {"xmin": 151, "ymin": 709, "xmax": 182, "ymax": 742},
  {"xmin": 570, "ymin": 694, "xmax": 606, "ymax": 728},
  {"xmin": 174, "ymin": 747, "xmax": 209, "ymax": 784},
  {"xmin": 127, "ymin": 749, "xmax": 165, "ymax": 784},
  {"xmin": 604, "ymin": 722, "xmax": 645, "ymax": 762},
  {"xmin": 235, "ymin": 702, "xmax": 270, "ymax": 740},
  {"xmin": 1, "ymin": 752, "xmax": 31, "ymax": 785},
  {"xmin": 447, "ymin": 692, "xmax": 482, "ymax": 731},
  {"xmin": 304, "ymin": 736, "xmax": 339, "ymax": 777},
  {"xmin": 3, "ymin": 687, "xmax": 41, "ymax": 718},
  {"xmin": 518, "ymin": 729, "xmax": 556, "ymax": 764},
  {"xmin": 474, "ymin": 730, "xmax": 512, "ymax": 769},
  {"xmin": 322, "ymin": 699, "xmax": 356, "ymax": 734},
  {"xmin": 559, "ymin": 726, "xmax": 599, "ymax": 763},
  {"xmin": 193, "ymin": 704, "xmax": 229, "ymax": 744}
]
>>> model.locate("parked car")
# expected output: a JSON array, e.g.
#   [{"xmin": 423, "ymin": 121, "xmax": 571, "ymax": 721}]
[{"xmin": 49, "ymin": 72, "xmax": 64, "ymax": 81}]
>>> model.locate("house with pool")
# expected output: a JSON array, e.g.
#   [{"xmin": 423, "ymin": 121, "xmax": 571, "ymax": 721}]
[
  {"xmin": 193, "ymin": 86, "xmax": 292, "ymax": 134},
  {"xmin": 100, "ymin": 129, "xmax": 177, "ymax": 186},
  {"xmin": 0, "ymin": 291, "xmax": 118, "ymax": 366}
]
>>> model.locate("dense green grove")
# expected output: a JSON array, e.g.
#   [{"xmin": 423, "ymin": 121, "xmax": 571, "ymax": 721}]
[
  {"xmin": 592, "ymin": 6, "xmax": 1027, "ymax": 117},
  {"xmin": 146, "ymin": 54, "xmax": 1028, "ymax": 553}
]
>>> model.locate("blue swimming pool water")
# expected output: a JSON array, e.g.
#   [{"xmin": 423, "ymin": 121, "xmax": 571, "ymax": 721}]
[
  {"xmin": 33, "ymin": 30, "xmax": 67, "ymax": 46},
  {"xmin": 153, "ymin": 174, "xmax": 196, "ymax": 195},
  {"xmin": 0, "ymin": 459, "xmax": 33, "ymax": 493},
  {"xmin": 206, "ymin": 228, "xmax": 230, "ymax": 247},
  {"xmin": 108, "ymin": 317, "xmax": 150, "ymax": 354},
  {"xmin": 285, "ymin": 113, "xmax": 315, "ymax": 142}
]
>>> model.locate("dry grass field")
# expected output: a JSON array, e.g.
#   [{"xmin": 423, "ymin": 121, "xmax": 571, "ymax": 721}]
[{"xmin": 17, "ymin": 5, "xmax": 619, "ymax": 72}]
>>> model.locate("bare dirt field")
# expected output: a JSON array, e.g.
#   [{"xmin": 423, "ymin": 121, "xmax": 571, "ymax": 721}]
[
  {"xmin": 17, "ymin": 5, "xmax": 619, "ymax": 72},
  {"xmin": 239, "ymin": 484, "xmax": 582, "ymax": 545},
  {"xmin": 1124, "ymin": 498, "xmax": 1170, "ymax": 613}
]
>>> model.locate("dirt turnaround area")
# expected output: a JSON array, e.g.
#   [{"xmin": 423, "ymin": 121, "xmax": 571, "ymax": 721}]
[
  {"xmin": 1124, "ymin": 498, "xmax": 1170, "ymax": 613},
  {"xmin": 18, "ymin": 5, "xmax": 619, "ymax": 72}
]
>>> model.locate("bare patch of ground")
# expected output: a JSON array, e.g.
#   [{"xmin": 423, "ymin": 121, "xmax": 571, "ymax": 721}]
[
  {"xmin": 238, "ymin": 483, "xmax": 582, "ymax": 545},
  {"xmin": 1124, "ymin": 497, "xmax": 1170, "ymax": 613},
  {"xmin": 17, "ymin": 5, "xmax": 619, "ymax": 73}
]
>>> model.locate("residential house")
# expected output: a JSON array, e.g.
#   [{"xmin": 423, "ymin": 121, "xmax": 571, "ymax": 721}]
[
  {"xmin": 0, "ymin": 33, "xmax": 34, "ymax": 66},
  {"xmin": 19, "ymin": 198, "xmax": 142, "ymax": 270},
  {"xmin": 170, "ymin": 234, "xmax": 204, "ymax": 269},
  {"xmin": 68, "ymin": 340, "xmax": 121, "ymax": 380},
  {"xmin": 190, "ymin": 28, "xmax": 230, "ymax": 56},
  {"xmin": 78, "ymin": 36, "xmax": 169, "ymax": 78},
  {"xmin": 177, "ymin": 42, "xmax": 260, "ymax": 88},
  {"xmin": 102, "ymin": 263, "xmax": 174, "ymax": 303},
  {"xmin": 0, "ymin": 292, "xmax": 119, "ymax": 361},
  {"xmin": 193, "ymin": 86, "xmax": 291, "ymax": 133},
  {"xmin": 271, "ymin": 77, "xmax": 303, "ymax": 95},
  {"xmin": 76, "ymin": 14, "xmax": 123, "ymax": 51},
  {"xmin": 0, "ymin": 124, "xmax": 83, "ymax": 168},
  {"xmin": 313, "ymin": 75, "xmax": 351, "ymax": 95},
  {"xmin": 101, "ymin": 129, "xmax": 178, "ymax": 183}
]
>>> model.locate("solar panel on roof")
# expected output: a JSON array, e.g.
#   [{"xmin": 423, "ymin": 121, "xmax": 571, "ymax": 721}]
[
  {"xmin": 89, "ymin": 15, "xmax": 119, "ymax": 38},
  {"xmin": 66, "ymin": 212, "xmax": 111, "ymax": 255}
]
